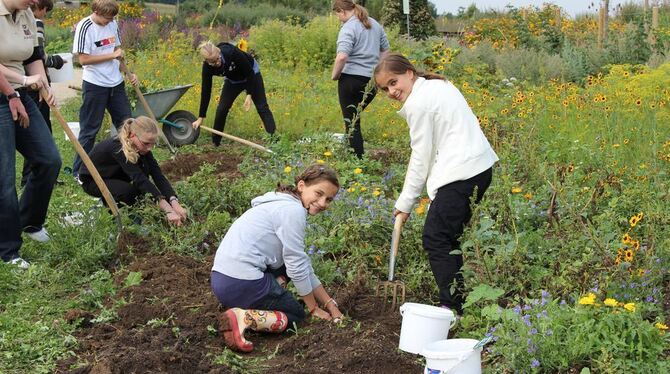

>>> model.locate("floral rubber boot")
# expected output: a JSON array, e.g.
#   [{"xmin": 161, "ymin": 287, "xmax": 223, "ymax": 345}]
[{"xmin": 219, "ymin": 308, "xmax": 288, "ymax": 352}]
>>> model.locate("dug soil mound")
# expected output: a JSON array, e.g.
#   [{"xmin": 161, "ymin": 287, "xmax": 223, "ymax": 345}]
[
  {"xmin": 56, "ymin": 235, "xmax": 422, "ymax": 373},
  {"xmin": 160, "ymin": 151, "xmax": 243, "ymax": 182}
]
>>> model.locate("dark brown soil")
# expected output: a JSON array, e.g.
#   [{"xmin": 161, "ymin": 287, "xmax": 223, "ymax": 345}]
[
  {"xmin": 56, "ymin": 233, "xmax": 423, "ymax": 374},
  {"xmin": 160, "ymin": 151, "xmax": 243, "ymax": 182}
]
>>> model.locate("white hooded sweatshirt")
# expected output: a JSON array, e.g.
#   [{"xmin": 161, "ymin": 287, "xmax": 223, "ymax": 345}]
[{"xmin": 212, "ymin": 192, "xmax": 321, "ymax": 296}]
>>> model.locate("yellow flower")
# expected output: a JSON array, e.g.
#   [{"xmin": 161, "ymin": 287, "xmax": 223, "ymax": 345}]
[
  {"xmin": 360, "ymin": 187, "xmax": 367, "ymax": 192},
  {"xmin": 237, "ymin": 38, "xmax": 248, "ymax": 52},
  {"xmin": 604, "ymin": 298, "xmax": 618, "ymax": 307},
  {"xmin": 655, "ymin": 322, "xmax": 668, "ymax": 331},
  {"xmin": 578, "ymin": 293, "xmax": 596, "ymax": 305},
  {"xmin": 511, "ymin": 187, "xmax": 522, "ymax": 194},
  {"xmin": 622, "ymin": 233, "xmax": 632, "ymax": 244},
  {"xmin": 354, "ymin": 168, "xmax": 363, "ymax": 174},
  {"xmin": 347, "ymin": 187, "xmax": 355, "ymax": 193},
  {"xmin": 284, "ymin": 166, "xmax": 292, "ymax": 173},
  {"xmin": 373, "ymin": 189, "xmax": 381, "ymax": 197},
  {"xmin": 623, "ymin": 303, "xmax": 636, "ymax": 312},
  {"xmin": 415, "ymin": 204, "xmax": 426, "ymax": 215},
  {"xmin": 316, "ymin": 159, "xmax": 325, "ymax": 164},
  {"xmin": 523, "ymin": 192, "xmax": 533, "ymax": 200},
  {"xmin": 629, "ymin": 214, "xmax": 641, "ymax": 227},
  {"xmin": 323, "ymin": 151, "xmax": 333, "ymax": 157}
]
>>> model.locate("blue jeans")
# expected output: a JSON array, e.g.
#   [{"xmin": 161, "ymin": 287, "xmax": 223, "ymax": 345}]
[
  {"xmin": 0, "ymin": 93, "xmax": 62, "ymax": 261},
  {"xmin": 73, "ymin": 81, "xmax": 131, "ymax": 176},
  {"xmin": 251, "ymin": 277, "xmax": 306, "ymax": 326}
]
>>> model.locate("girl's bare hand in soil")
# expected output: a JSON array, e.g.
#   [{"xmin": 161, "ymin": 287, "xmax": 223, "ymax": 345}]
[
  {"xmin": 166, "ymin": 211, "xmax": 183, "ymax": 226},
  {"xmin": 171, "ymin": 201, "xmax": 188, "ymax": 220},
  {"xmin": 311, "ymin": 307, "xmax": 332, "ymax": 321}
]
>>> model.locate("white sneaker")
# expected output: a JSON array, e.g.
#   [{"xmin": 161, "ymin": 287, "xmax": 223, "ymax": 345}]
[
  {"xmin": 26, "ymin": 228, "xmax": 50, "ymax": 243},
  {"xmin": 9, "ymin": 257, "xmax": 30, "ymax": 269}
]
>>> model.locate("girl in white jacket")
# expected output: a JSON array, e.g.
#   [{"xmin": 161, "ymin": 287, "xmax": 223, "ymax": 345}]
[
  {"xmin": 374, "ymin": 53, "xmax": 499, "ymax": 316},
  {"xmin": 212, "ymin": 164, "xmax": 344, "ymax": 352}
]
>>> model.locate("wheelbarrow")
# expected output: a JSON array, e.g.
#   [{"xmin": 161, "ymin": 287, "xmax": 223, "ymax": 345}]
[{"xmin": 131, "ymin": 84, "xmax": 200, "ymax": 146}]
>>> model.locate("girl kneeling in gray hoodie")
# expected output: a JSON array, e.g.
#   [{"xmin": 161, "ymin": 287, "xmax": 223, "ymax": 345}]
[{"xmin": 212, "ymin": 164, "xmax": 344, "ymax": 352}]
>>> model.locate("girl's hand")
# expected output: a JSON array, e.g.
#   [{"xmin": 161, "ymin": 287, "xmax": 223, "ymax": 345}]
[
  {"xmin": 127, "ymin": 73, "xmax": 138, "ymax": 87},
  {"xmin": 192, "ymin": 117, "xmax": 203, "ymax": 129},
  {"xmin": 311, "ymin": 307, "xmax": 332, "ymax": 321},
  {"xmin": 25, "ymin": 75, "xmax": 42, "ymax": 89},
  {"xmin": 166, "ymin": 211, "xmax": 183, "ymax": 226},
  {"xmin": 171, "ymin": 201, "xmax": 188, "ymax": 220},
  {"xmin": 393, "ymin": 209, "xmax": 410, "ymax": 223}
]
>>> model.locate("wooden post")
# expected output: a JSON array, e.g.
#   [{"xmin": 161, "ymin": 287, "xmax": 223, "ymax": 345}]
[
  {"xmin": 602, "ymin": 0, "xmax": 609, "ymax": 45},
  {"xmin": 598, "ymin": 7, "xmax": 604, "ymax": 48},
  {"xmin": 644, "ymin": 0, "xmax": 649, "ymax": 12},
  {"xmin": 650, "ymin": 6, "xmax": 659, "ymax": 44}
]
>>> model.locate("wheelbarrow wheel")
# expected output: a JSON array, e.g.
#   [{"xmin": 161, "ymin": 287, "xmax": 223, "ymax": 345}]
[{"xmin": 163, "ymin": 110, "xmax": 200, "ymax": 146}]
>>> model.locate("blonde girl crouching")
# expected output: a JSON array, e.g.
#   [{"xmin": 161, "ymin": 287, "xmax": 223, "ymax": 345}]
[{"xmin": 78, "ymin": 116, "xmax": 188, "ymax": 226}]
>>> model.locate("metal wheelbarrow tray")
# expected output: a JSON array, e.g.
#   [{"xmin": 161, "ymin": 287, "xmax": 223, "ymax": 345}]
[{"xmin": 131, "ymin": 84, "xmax": 200, "ymax": 146}]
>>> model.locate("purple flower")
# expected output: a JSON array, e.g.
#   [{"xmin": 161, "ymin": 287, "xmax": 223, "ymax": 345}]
[
  {"xmin": 513, "ymin": 305, "xmax": 522, "ymax": 314},
  {"xmin": 523, "ymin": 304, "xmax": 532, "ymax": 311},
  {"xmin": 530, "ymin": 328, "xmax": 538, "ymax": 335},
  {"xmin": 531, "ymin": 359, "xmax": 540, "ymax": 368},
  {"xmin": 546, "ymin": 329, "xmax": 553, "ymax": 336},
  {"xmin": 646, "ymin": 296, "xmax": 654, "ymax": 302},
  {"xmin": 541, "ymin": 290, "xmax": 550, "ymax": 298}
]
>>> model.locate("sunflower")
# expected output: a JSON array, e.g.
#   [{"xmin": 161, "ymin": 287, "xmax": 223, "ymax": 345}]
[
  {"xmin": 624, "ymin": 249, "xmax": 634, "ymax": 262},
  {"xmin": 622, "ymin": 233, "xmax": 632, "ymax": 244}
]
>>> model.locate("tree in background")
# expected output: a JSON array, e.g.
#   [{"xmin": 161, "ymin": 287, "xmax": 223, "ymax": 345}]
[{"xmin": 381, "ymin": 0, "xmax": 437, "ymax": 39}]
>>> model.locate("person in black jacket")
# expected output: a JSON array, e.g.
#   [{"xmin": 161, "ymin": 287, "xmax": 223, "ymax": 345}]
[
  {"xmin": 79, "ymin": 116, "xmax": 188, "ymax": 226},
  {"xmin": 191, "ymin": 40, "xmax": 276, "ymax": 146}
]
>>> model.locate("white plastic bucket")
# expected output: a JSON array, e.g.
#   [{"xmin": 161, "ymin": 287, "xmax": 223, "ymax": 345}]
[
  {"xmin": 48, "ymin": 53, "xmax": 73, "ymax": 83},
  {"xmin": 422, "ymin": 339, "xmax": 482, "ymax": 374},
  {"xmin": 398, "ymin": 303, "xmax": 456, "ymax": 354},
  {"xmin": 65, "ymin": 122, "xmax": 80, "ymax": 141}
]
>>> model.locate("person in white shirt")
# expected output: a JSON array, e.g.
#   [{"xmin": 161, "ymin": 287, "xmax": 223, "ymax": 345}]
[
  {"xmin": 71, "ymin": 0, "xmax": 138, "ymax": 179},
  {"xmin": 374, "ymin": 53, "xmax": 499, "ymax": 316}
]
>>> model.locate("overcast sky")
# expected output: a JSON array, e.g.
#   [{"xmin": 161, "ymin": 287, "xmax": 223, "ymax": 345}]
[{"xmin": 431, "ymin": 0, "xmax": 644, "ymax": 17}]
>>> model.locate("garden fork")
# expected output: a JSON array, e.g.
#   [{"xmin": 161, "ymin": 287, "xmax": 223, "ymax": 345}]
[{"xmin": 376, "ymin": 217, "xmax": 406, "ymax": 310}]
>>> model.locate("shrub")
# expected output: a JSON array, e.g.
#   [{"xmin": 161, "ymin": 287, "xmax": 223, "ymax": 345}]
[
  {"xmin": 202, "ymin": 3, "xmax": 309, "ymax": 29},
  {"xmin": 495, "ymin": 48, "xmax": 565, "ymax": 83}
]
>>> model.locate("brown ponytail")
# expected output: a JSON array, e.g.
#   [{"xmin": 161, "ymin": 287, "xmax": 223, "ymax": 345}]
[
  {"xmin": 277, "ymin": 164, "xmax": 340, "ymax": 196},
  {"xmin": 332, "ymin": 0, "xmax": 371, "ymax": 29},
  {"xmin": 374, "ymin": 53, "xmax": 446, "ymax": 82}
]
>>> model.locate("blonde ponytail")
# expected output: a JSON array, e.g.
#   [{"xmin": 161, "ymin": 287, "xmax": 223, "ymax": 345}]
[
  {"xmin": 198, "ymin": 40, "xmax": 221, "ymax": 61},
  {"xmin": 118, "ymin": 116, "xmax": 159, "ymax": 164}
]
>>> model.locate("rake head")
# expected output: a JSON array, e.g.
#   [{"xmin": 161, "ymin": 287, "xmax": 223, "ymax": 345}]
[{"xmin": 375, "ymin": 280, "xmax": 406, "ymax": 310}]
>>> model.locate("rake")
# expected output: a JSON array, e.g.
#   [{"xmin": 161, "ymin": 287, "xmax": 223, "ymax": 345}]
[{"xmin": 376, "ymin": 217, "xmax": 406, "ymax": 310}]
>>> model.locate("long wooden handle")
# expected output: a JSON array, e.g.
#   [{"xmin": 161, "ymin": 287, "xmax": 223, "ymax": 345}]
[
  {"xmin": 131, "ymin": 83, "xmax": 176, "ymax": 154},
  {"xmin": 200, "ymin": 125, "xmax": 274, "ymax": 154},
  {"xmin": 41, "ymin": 89, "xmax": 123, "ymax": 231},
  {"xmin": 388, "ymin": 217, "xmax": 404, "ymax": 281},
  {"xmin": 121, "ymin": 58, "xmax": 176, "ymax": 154}
]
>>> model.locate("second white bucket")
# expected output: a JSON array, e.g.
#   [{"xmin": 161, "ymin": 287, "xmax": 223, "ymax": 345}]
[
  {"xmin": 65, "ymin": 122, "xmax": 80, "ymax": 141},
  {"xmin": 422, "ymin": 339, "xmax": 482, "ymax": 374},
  {"xmin": 47, "ymin": 53, "xmax": 74, "ymax": 83},
  {"xmin": 398, "ymin": 303, "xmax": 456, "ymax": 354}
]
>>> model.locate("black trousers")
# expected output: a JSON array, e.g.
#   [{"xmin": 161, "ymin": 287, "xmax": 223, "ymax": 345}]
[
  {"xmin": 337, "ymin": 73, "xmax": 376, "ymax": 158},
  {"xmin": 212, "ymin": 73, "xmax": 275, "ymax": 146},
  {"xmin": 21, "ymin": 91, "xmax": 52, "ymax": 187},
  {"xmin": 81, "ymin": 175, "xmax": 140, "ymax": 207},
  {"xmin": 423, "ymin": 168, "xmax": 493, "ymax": 314}
]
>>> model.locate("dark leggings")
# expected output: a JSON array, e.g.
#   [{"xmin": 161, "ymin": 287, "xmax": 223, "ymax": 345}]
[
  {"xmin": 422, "ymin": 168, "xmax": 493, "ymax": 314},
  {"xmin": 80, "ymin": 175, "xmax": 140, "ymax": 207},
  {"xmin": 338, "ymin": 73, "xmax": 377, "ymax": 158},
  {"xmin": 212, "ymin": 73, "xmax": 275, "ymax": 146}
]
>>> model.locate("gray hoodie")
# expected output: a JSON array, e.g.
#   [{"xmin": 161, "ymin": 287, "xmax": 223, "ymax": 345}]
[{"xmin": 212, "ymin": 192, "xmax": 321, "ymax": 296}]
